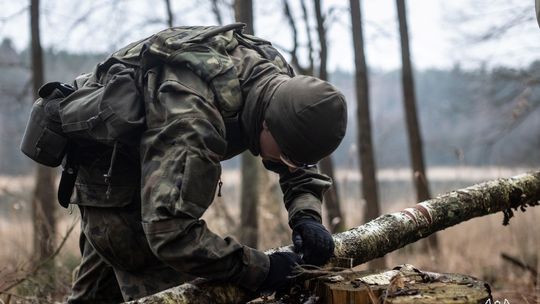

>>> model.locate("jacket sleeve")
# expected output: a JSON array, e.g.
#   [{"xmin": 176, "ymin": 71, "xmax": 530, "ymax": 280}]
[
  {"xmin": 262, "ymin": 160, "xmax": 332, "ymax": 225},
  {"xmin": 140, "ymin": 65, "xmax": 269, "ymax": 292}
]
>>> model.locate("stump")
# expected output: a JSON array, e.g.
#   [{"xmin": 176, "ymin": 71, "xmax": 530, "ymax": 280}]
[{"xmin": 302, "ymin": 264, "xmax": 492, "ymax": 304}]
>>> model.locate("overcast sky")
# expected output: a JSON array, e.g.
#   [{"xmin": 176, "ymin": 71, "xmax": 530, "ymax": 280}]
[{"xmin": 1, "ymin": 0, "xmax": 538, "ymax": 71}]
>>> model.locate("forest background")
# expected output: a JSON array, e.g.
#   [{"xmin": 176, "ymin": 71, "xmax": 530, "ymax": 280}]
[{"xmin": 0, "ymin": 0, "xmax": 539, "ymax": 303}]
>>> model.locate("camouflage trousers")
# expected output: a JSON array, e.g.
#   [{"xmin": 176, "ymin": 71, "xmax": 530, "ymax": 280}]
[
  {"xmin": 66, "ymin": 144, "xmax": 194, "ymax": 303},
  {"xmin": 67, "ymin": 201, "xmax": 194, "ymax": 303}
]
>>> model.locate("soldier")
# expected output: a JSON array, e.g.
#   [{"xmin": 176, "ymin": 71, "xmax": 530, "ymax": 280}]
[{"xmin": 22, "ymin": 23, "xmax": 347, "ymax": 303}]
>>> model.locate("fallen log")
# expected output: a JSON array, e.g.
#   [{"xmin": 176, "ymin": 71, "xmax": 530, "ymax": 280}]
[{"xmin": 128, "ymin": 171, "xmax": 540, "ymax": 304}]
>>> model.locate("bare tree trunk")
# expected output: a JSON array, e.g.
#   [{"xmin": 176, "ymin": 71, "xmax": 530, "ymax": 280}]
[
  {"xmin": 129, "ymin": 171, "xmax": 540, "ymax": 304},
  {"xmin": 318, "ymin": 157, "xmax": 344, "ymax": 232},
  {"xmin": 30, "ymin": 0, "xmax": 57, "ymax": 262},
  {"xmin": 238, "ymin": 153, "xmax": 260, "ymax": 248},
  {"xmin": 314, "ymin": 0, "xmax": 345, "ymax": 233},
  {"xmin": 211, "ymin": 0, "xmax": 223, "ymax": 25},
  {"xmin": 282, "ymin": 0, "xmax": 302, "ymax": 74},
  {"xmin": 283, "ymin": 0, "xmax": 314, "ymax": 76},
  {"xmin": 234, "ymin": 0, "xmax": 253, "ymax": 34},
  {"xmin": 349, "ymin": 0, "xmax": 386, "ymax": 270},
  {"xmin": 395, "ymin": 0, "xmax": 438, "ymax": 250},
  {"xmin": 537, "ymin": 0, "xmax": 540, "ymax": 28},
  {"xmin": 313, "ymin": 0, "xmax": 326, "ymax": 80},
  {"xmin": 234, "ymin": 0, "xmax": 259, "ymax": 249},
  {"xmin": 259, "ymin": 170, "xmax": 290, "ymax": 247},
  {"xmin": 300, "ymin": 0, "xmax": 315, "ymax": 75},
  {"xmin": 164, "ymin": 0, "xmax": 174, "ymax": 27}
]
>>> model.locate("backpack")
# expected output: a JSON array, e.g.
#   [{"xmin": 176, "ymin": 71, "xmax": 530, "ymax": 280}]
[
  {"xmin": 110, "ymin": 22, "xmax": 292, "ymax": 118},
  {"xmin": 21, "ymin": 23, "xmax": 291, "ymax": 207}
]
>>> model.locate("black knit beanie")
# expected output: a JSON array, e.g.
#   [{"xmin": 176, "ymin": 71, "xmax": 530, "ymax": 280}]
[{"xmin": 264, "ymin": 75, "xmax": 347, "ymax": 165}]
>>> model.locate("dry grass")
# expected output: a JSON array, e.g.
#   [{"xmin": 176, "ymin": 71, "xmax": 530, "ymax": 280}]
[
  {"xmin": 383, "ymin": 206, "xmax": 540, "ymax": 303},
  {"xmin": 0, "ymin": 167, "xmax": 538, "ymax": 303},
  {"xmin": 0, "ymin": 213, "xmax": 81, "ymax": 303}
]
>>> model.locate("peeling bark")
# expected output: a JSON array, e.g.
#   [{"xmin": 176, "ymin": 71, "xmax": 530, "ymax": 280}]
[
  {"xmin": 396, "ymin": 0, "xmax": 438, "ymax": 250},
  {"xmin": 128, "ymin": 171, "xmax": 540, "ymax": 304},
  {"xmin": 331, "ymin": 171, "xmax": 539, "ymax": 265}
]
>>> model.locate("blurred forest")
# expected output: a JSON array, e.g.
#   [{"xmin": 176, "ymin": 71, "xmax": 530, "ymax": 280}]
[
  {"xmin": 0, "ymin": 0, "xmax": 539, "ymax": 303},
  {"xmin": 1, "ymin": 40, "xmax": 539, "ymax": 174}
]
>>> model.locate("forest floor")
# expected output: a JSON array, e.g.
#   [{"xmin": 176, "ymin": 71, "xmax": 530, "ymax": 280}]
[{"xmin": 0, "ymin": 166, "xmax": 538, "ymax": 303}]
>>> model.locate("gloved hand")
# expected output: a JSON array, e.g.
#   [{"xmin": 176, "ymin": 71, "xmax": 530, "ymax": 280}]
[
  {"xmin": 258, "ymin": 252, "xmax": 303, "ymax": 293},
  {"xmin": 292, "ymin": 217, "xmax": 335, "ymax": 266}
]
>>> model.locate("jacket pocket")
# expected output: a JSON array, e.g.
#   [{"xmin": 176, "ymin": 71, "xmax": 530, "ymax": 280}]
[
  {"xmin": 71, "ymin": 145, "xmax": 140, "ymax": 207},
  {"xmin": 72, "ymin": 183, "xmax": 136, "ymax": 208},
  {"xmin": 80, "ymin": 204, "xmax": 157, "ymax": 271},
  {"xmin": 177, "ymin": 155, "xmax": 221, "ymax": 219}
]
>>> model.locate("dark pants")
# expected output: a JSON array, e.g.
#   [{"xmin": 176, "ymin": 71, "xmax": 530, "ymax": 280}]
[
  {"xmin": 68, "ymin": 202, "xmax": 193, "ymax": 303},
  {"xmin": 67, "ymin": 144, "xmax": 193, "ymax": 303}
]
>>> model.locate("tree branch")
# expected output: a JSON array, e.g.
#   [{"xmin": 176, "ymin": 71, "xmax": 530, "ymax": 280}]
[
  {"xmin": 164, "ymin": 0, "xmax": 174, "ymax": 27},
  {"xmin": 127, "ymin": 171, "xmax": 540, "ymax": 304},
  {"xmin": 211, "ymin": 0, "xmax": 224, "ymax": 25},
  {"xmin": 500, "ymin": 252, "xmax": 537, "ymax": 284},
  {"xmin": 0, "ymin": 218, "xmax": 79, "ymax": 293},
  {"xmin": 282, "ymin": 0, "xmax": 303, "ymax": 74},
  {"xmin": 300, "ymin": 0, "xmax": 314, "ymax": 75},
  {"xmin": 0, "ymin": 5, "xmax": 29, "ymax": 23}
]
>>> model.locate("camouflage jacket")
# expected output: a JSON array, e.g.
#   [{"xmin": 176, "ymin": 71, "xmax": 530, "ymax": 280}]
[{"xmin": 74, "ymin": 24, "xmax": 332, "ymax": 292}]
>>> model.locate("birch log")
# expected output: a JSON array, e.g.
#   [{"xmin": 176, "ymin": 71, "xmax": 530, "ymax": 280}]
[{"xmin": 128, "ymin": 171, "xmax": 540, "ymax": 304}]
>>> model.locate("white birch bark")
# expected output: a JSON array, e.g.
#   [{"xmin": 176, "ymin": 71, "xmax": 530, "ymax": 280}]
[{"xmin": 128, "ymin": 171, "xmax": 540, "ymax": 304}]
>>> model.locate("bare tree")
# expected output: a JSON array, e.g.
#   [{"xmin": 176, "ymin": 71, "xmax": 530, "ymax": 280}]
[
  {"xmin": 537, "ymin": 0, "xmax": 540, "ymax": 27},
  {"xmin": 448, "ymin": 1, "xmax": 540, "ymax": 161},
  {"xmin": 313, "ymin": 0, "xmax": 327, "ymax": 80},
  {"xmin": 450, "ymin": 1, "xmax": 534, "ymax": 43},
  {"xmin": 349, "ymin": 0, "xmax": 386, "ymax": 269},
  {"xmin": 395, "ymin": 0, "xmax": 438, "ymax": 250},
  {"xmin": 282, "ymin": 0, "xmax": 315, "ymax": 76},
  {"xmin": 164, "ymin": 0, "xmax": 174, "ymax": 27},
  {"xmin": 234, "ymin": 0, "xmax": 259, "ymax": 249},
  {"xmin": 30, "ymin": 0, "xmax": 57, "ymax": 262},
  {"xmin": 313, "ymin": 0, "xmax": 345, "ymax": 233},
  {"xmin": 282, "ymin": 0, "xmax": 302, "ymax": 73},
  {"xmin": 234, "ymin": 0, "xmax": 253, "ymax": 34},
  {"xmin": 300, "ymin": 0, "xmax": 315, "ymax": 75},
  {"xmin": 211, "ymin": 0, "xmax": 224, "ymax": 25}
]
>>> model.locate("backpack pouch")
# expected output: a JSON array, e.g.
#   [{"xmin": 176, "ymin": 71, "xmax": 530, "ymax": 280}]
[
  {"xmin": 20, "ymin": 82, "xmax": 74, "ymax": 167},
  {"xmin": 20, "ymin": 98, "xmax": 68, "ymax": 167},
  {"xmin": 59, "ymin": 63, "xmax": 145, "ymax": 146}
]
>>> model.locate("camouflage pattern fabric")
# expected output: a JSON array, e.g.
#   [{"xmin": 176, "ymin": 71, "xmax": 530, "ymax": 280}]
[
  {"xmin": 68, "ymin": 233, "xmax": 124, "ymax": 303},
  {"xmin": 68, "ymin": 225, "xmax": 191, "ymax": 303},
  {"xmin": 69, "ymin": 24, "xmax": 332, "ymax": 301},
  {"xmin": 139, "ymin": 63, "xmax": 270, "ymax": 292},
  {"xmin": 67, "ymin": 145, "xmax": 192, "ymax": 302}
]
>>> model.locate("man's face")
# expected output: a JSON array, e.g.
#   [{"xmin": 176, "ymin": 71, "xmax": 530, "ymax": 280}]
[{"xmin": 259, "ymin": 121, "xmax": 299, "ymax": 172}]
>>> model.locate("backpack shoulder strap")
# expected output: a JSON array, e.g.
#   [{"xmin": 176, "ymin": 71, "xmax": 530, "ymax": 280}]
[
  {"xmin": 233, "ymin": 32, "xmax": 295, "ymax": 76},
  {"xmin": 141, "ymin": 24, "xmax": 246, "ymax": 118}
]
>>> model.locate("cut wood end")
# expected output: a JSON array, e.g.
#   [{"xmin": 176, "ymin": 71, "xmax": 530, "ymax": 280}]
[{"xmin": 304, "ymin": 265, "xmax": 492, "ymax": 304}]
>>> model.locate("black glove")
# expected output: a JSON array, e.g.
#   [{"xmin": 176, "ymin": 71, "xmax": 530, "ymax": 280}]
[
  {"xmin": 258, "ymin": 252, "xmax": 303, "ymax": 293},
  {"xmin": 292, "ymin": 217, "xmax": 335, "ymax": 266}
]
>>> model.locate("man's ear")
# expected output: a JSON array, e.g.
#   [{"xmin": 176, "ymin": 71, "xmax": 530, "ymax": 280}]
[{"xmin": 262, "ymin": 120, "xmax": 268, "ymax": 130}]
